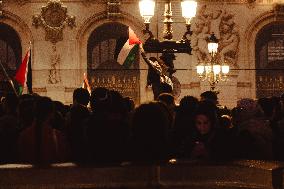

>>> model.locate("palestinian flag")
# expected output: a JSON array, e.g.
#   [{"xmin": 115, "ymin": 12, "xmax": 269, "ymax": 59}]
[
  {"xmin": 116, "ymin": 27, "xmax": 141, "ymax": 68},
  {"xmin": 15, "ymin": 48, "xmax": 32, "ymax": 95}
]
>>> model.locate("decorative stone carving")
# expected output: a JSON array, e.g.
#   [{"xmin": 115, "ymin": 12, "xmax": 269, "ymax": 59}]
[
  {"xmin": 246, "ymin": 0, "xmax": 256, "ymax": 9},
  {"xmin": 192, "ymin": 5, "xmax": 240, "ymax": 67},
  {"xmin": 32, "ymin": 0, "xmax": 75, "ymax": 44},
  {"xmin": 48, "ymin": 44, "xmax": 61, "ymax": 84},
  {"xmin": 10, "ymin": 0, "xmax": 31, "ymax": 6}
]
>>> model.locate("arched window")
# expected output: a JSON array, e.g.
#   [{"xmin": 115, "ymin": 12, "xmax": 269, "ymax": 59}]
[
  {"xmin": 0, "ymin": 23, "xmax": 21, "ymax": 95},
  {"xmin": 256, "ymin": 23, "xmax": 284, "ymax": 98},
  {"xmin": 87, "ymin": 22, "xmax": 140, "ymax": 104}
]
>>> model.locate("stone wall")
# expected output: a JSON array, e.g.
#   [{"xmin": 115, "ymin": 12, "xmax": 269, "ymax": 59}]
[{"xmin": 1, "ymin": 0, "xmax": 284, "ymax": 107}]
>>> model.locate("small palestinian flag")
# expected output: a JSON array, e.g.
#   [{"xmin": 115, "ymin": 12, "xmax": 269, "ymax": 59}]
[
  {"xmin": 116, "ymin": 27, "xmax": 141, "ymax": 68},
  {"xmin": 15, "ymin": 48, "xmax": 32, "ymax": 95}
]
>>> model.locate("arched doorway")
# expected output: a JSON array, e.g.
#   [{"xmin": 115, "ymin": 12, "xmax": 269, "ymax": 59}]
[
  {"xmin": 87, "ymin": 22, "xmax": 140, "ymax": 104},
  {"xmin": 255, "ymin": 22, "xmax": 284, "ymax": 98},
  {"xmin": 0, "ymin": 23, "xmax": 22, "ymax": 95}
]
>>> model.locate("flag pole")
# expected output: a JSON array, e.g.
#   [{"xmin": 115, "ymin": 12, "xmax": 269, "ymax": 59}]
[
  {"xmin": 0, "ymin": 60, "xmax": 18, "ymax": 96},
  {"xmin": 27, "ymin": 41, "xmax": 33, "ymax": 94}
]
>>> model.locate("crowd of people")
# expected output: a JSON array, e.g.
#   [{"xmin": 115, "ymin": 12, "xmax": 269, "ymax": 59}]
[{"xmin": 0, "ymin": 88, "xmax": 284, "ymax": 165}]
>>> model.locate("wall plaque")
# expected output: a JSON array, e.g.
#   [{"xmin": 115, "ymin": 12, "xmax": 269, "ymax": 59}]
[{"xmin": 268, "ymin": 39, "xmax": 284, "ymax": 63}]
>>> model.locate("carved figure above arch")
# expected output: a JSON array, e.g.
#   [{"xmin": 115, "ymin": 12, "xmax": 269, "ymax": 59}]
[
  {"xmin": 192, "ymin": 5, "xmax": 240, "ymax": 67},
  {"xmin": 32, "ymin": 0, "xmax": 75, "ymax": 44}
]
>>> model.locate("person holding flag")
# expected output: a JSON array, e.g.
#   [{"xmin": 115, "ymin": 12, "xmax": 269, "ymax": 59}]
[
  {"xmin": 116, "ymin": 26, "xmax": 173, "ymax": 99},
  {"xmin": 140, "ymin": 45, "xmax": 173, "ymax": 100},
  {"xmin": 14, "ymin": 44, "xmax": 32, "ymax": 95}
]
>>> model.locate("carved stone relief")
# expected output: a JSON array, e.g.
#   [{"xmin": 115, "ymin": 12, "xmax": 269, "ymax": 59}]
[
  {"xmin": 246, "ymin": 0, "xmax": 256, "ymax": 9},
  {"xmin": 192, "ymin": 5, "xmax": 240, "ymax": 67},
  {"xmin": 9, "ymin": 0, "xmax": 31, "ymax": 6},
  {"xmin": 48, "ymin": 44, "xmax": 61, "ymax": 84},
  {"xmin": 32, "ymin": 0, "xmax": 75, "ymax": 44}
]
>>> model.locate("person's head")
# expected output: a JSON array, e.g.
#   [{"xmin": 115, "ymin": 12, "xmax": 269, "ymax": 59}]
[
  {"xmin": 108, "ymin": 90, "xmax": 126, "ymax": 114},
  {"xmin": 220, "ymin": 114, "xmax": 233, "ymax": 129},
  {"xmin": 34, "ymin": 96, "xmax": 55, "ymax": 123},
  {"xmin": 73, "ymin": 88, "xmax": 90, "ymax": 106},
  {"xmin": 179, "ymin": 95, "xmax": 199, "ymax": 112},
  {"xmin": 194, "ymin": 101, "xmax": 218, "ymax": 135},
  {"xmin": 234, "ymin": 98, "xmax": 264, "ymax": 123},
  {"xmin": 2, "ymin": 93, "xmax": 19, "ymax": 115},
  {"xmin": 200, "ymin": 91, "xmax": 218, "ymax": 105},
  {"xmin": 257, "ymin": 97, "xmax": 274, "ymax": 118},
  {"xmin": 123, "ymin": 97, "xmax": 135, "ymax": 113},
  {"xmin": 195, "ymin": 114, "xmax": 211, "ymax": 135},
  {"xmin": 90, "ymin": 87, "xmax": 110, "ymax": 112},
  {"xmin": 158, "ymin": 93, "xmax": 175, "ymax": 109}
]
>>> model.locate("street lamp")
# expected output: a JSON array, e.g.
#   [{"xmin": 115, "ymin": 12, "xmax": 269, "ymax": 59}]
[
  {"xmin": 196, "ymin": 33, "xmax": 230, "ymax": 91},
  {"xmin": 139, "ymin": 0, "xmax": 197, "ymax": 72}
]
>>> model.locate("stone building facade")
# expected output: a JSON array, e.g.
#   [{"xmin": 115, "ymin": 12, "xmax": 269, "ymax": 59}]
[{"xmin": 0, "ymin": 0, "xmax": 284, "ymax": 108}]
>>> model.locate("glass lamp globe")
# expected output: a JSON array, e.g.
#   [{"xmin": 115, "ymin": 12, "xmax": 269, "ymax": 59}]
[
  {"xmin": 221, "ymin": 65, "xmax": 230, "ymax": 74},
  {"xmin": 139, "ymin": 0, "xmax": 155, "ymax": 23},
  {"xmin": 196, "ymin": 65, "xmax": 205, "ymax": 75},
  {"xmin": 181, "ymin": 0, "xmax": 197, "ymax": 25}
]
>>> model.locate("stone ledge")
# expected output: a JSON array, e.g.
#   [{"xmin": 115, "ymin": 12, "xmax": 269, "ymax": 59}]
[{"xmin": 0, "ymin": 160, "xmax": 282, "ymax": 189}]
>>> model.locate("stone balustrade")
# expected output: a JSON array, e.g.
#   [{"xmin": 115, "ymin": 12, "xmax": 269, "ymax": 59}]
[{"xmin": 0, "ymin": 160, "xmax": 283, "ymax": 189}]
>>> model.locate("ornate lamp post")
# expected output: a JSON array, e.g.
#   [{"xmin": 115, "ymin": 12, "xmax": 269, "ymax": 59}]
[
  {"xmin": 196, "ymin": 33, "xmax": 230, "ymax": 91},
  {"xmin": 139, "ymin": 0, "xmax": 197, "ymax": 72}
]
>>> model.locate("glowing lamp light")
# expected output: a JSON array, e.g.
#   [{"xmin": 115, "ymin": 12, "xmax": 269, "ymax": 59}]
[
  {"xmin": 196, "ymin": 65, "xmax": 205, "ymax": 75},
  {"xmin": 222, "ymin": 65, "xmax": 230, "ymax": 74},
  {"xmin": 213, "ymin": 65, "xmax": 221, "ymax": 74},
  {"xmin": 181, "ymin": 0, "xmax": 198, "ymax": 25},
  {"xmin": 139, "ymin": 0, "xmax": 155, "ymax": 23}
]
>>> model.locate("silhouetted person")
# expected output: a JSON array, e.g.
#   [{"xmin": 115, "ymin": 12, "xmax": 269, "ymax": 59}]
[
  {"xmin": 84, "ymin": 88, "xmax": 129, "ymax": 164},
  {"xmin": 130, "ymin": 102, "xmax": 172, "ymax": 163},
  {"xmin": 65, "ymin": 88, "xmax": 91, "ymax": 162},
  {"xmin": 140, "ymin": 46, "xmax": 173, "ymax": 99},
  {"xmin": 233, "ymin": 98, "xmax": 273, "ymax": 160},
  {"xmin": 173, "ymin": 96, "xmax": 199, "ymax": 157},
  {"xmin": 200, "ymin": 91, "xmax": 218, "ymax": 105},
  {"xmin": 18, "ymin": 96, "xmax": 70, "ymax": 165},
  {"xmin": 0, "ymin": 93, "xmax": 19, "ymax": 163},
  {"xmin": 73, "ymin": 87, "xmax": 90, "ymax": 107}
]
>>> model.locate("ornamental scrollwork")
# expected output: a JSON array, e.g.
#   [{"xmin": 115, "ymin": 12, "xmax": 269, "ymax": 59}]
[{"xmin": 32, "ymin": 0, "xmax": 75, "ymax": 44}]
